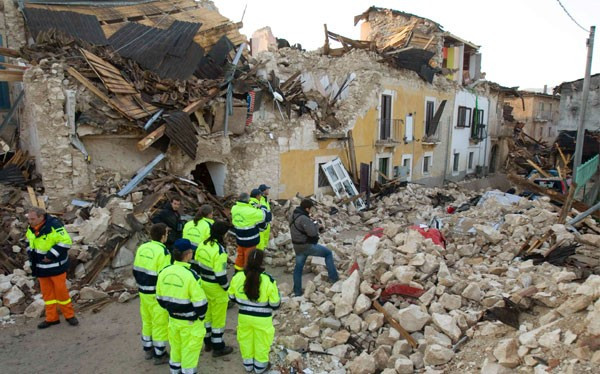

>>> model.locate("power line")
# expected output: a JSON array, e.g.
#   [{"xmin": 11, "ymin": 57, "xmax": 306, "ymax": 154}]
[{"xmin": 555, "ymin": 0, "xmax": 588, "ymax": 32}]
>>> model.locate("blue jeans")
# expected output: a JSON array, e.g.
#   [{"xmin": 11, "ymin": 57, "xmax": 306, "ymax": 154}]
[{"xmin": 293, "ymin": 244, "xmax": 339, "ymax": 296}]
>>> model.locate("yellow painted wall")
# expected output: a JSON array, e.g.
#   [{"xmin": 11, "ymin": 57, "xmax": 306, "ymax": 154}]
[
  {"xmin": 279, "ymin": 140, "xmax": 347, "ymax": 198},
  {"xmin": 279, "ymin": 82, "xmax": 453, "ymax": 199}
]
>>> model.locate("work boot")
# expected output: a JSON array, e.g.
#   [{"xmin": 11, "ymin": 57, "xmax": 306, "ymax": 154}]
[
  {"xmin": 66, "ymin": 317, "xmax": 79, "ymax": 326},
  {"xmin": 204, "ymin": 342, "xmax": 212, "ymax": 352},
  {"xmin": 37, "ymin": 320, "xmax": 60, "ymax": 329},
  {"xmin": 154, "ymin": 353, "xmax": 169, "ymax": 365},
  {"xmin": 144, "ymin": 350, "xmax": 154, "ymax": 360},
  {"xmin": 212, "ymin": 346, "xmax": 234, "ymax": 357}
]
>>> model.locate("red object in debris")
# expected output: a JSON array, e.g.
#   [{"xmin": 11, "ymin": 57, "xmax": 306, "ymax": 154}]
[
  {"xmin": 409, "ymin": 225, "xmax": 447, "ymax": 248},
  {"xmin": 380, "ymin": 283, "xmax": 426, "ymax": 302},
  {"xmin": 348, "ymin": 260, "xmax": 359, "ymax": 275},
  {"xmin": 446, "ymin": 206, "xmax": 456, "ymax": 214},
  {"xmin": 363, "ymin": 227, "xmax": 384, "ymax": 240}
]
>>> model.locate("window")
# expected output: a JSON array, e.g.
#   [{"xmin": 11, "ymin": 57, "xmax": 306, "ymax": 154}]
[
  {"xmin": 425, "ymin": 100, "xmax": 435, "ymax": 135},
  {"xmin": 423, "ymin": 155, "xmax": 432, "ymax": 174},
  {"xmin": 453, "ymin": 153, "xmax": 460, "ymax": 172},
  {"xmin": 0, "ymin": 36, "xmax": 11, "ymax": 110},
  {"xmin": 378, "ymin": 157, "xmax": 390, "ymax": 184},
  {"xmin": 548, "ymin": 127, "xmax": 552, "ymax": 137},
  {"xmin": 379, "ymin": 94, "xmax": 392, "ymax": 140},
  {"xmin": 401, "ymin": 155, "xmax": 413, "ymax": 181},
  {"xmin": 468, "ymin": 152, "xmax": 474, "ymax": 170},
  {"xmin": 457, "ymin": 106, "xmax": 471, "ymax": 128},
  {"xmin": 405, "ymin": 114, "xmax": 413, "ymax": 141},
  {"xmin": 538, "ymin": 126, "xmax": 543, "ymax": 138},
  {"xmin": 317, "ymin": 163, "xmax": 329, "ymax": 187},
  {"xmin": 472, "ymin": 109, "xmax": 484, "ymax": 127}
]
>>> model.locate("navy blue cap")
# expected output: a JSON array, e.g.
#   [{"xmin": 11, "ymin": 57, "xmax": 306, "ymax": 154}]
[
  {"xmin": 250, "ymin": 188, "xmax": 262, "ymax": 197},
  {"xmin": 258, "ymin": 184, "xmax": 271, "ymax": 191},
  {"xmin": 173, "ymin": 238, "xmax": 196, "ymax": 252}
]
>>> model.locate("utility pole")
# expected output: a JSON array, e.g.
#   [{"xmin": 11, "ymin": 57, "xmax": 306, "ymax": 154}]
[{"xmin": 572, "ymin": 26, "xmax": 595, "ymax": 181}]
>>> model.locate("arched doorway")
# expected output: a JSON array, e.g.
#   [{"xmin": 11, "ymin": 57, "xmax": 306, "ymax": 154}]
[
  {"xmin": 489, "ymin": 144, "xmax": 498, "ymax": 173},
  {"xmin": 191, "ymin": 162, "xmax": 226, "ymax": 196}
]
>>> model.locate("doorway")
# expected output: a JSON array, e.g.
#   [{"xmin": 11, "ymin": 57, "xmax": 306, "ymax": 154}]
[
  {"xmin": 191, "ymin": 162, "xmax": 226, "ymax": 196},
  {"xmin": 489, "ymin": 145, "xmax": 498, "ymax": 174}
]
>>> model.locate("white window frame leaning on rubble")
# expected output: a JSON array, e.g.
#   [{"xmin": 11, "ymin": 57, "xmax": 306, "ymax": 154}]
[{"xmin": 314, "ymin": 155, "xmax": 338, "ymax": 195}]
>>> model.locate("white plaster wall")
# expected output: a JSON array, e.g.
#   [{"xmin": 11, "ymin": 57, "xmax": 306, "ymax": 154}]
[{"xmin": 448, "ymin": 90, "xmax": 491, "ymax": 179}]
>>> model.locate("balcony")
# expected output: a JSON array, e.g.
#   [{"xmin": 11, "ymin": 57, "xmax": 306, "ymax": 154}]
[
  {"xmin": 470, "ymin": 124, "xmax": 486, "ymax": 142},
  {"xmin": 534, "ymin": 110, "xmax": 553, "ymax": 122},
  {"xmin": 375, "ymin": 118, "xmax": 404, "ymax": 145}
]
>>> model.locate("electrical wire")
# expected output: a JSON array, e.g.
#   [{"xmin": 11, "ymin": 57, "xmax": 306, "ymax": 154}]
[{"xmin": 555, "ymin": 0, "xmax": 588, "ymax": 32}]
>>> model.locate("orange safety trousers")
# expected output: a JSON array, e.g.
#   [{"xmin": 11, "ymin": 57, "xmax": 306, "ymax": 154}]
[
  {"xmin": 234, "ymin": 245, "xmax": 256, "ymax": 271},
  {"xmin": 39, "ymin": 272, "xmax": 75, "ymax": 322}
]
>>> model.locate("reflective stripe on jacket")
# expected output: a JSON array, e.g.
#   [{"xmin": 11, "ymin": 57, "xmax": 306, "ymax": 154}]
[
  {"xmin": 182, "ymin": 217, "xmax": 214, "ymax": 246},
  {"xmin": 231, "ymin": 201, "xmax": 266, "ymax": 247},
  {"xmin": 156, "ymin": 261, "xmax": 208, "ymax": 321},
  {"xmin": 259, "ymin": 196, "xmax": 272, "ymax": 224},
  {"xmin": 132, "ymin": 240, "xmax": 171, "ymax": 294},
  {"xmin": 25, "ymin": 215, "xmax": 72, "ymax": 277},
  {"xmin": 228, "ymin": 272, "xmax": 280, "ymax": 318},
  {"xmin": 191, "ymin": 240, "xmax": 229, "ymax": 289}
]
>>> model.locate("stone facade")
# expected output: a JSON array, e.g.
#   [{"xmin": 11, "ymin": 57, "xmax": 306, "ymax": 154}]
[{"xmin": 556, "ymin": 74, "xmax": 600, "ymax": 132}]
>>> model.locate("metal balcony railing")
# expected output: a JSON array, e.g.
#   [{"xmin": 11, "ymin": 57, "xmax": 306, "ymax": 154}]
[{"xmin": 376, "ymin": 119, "xmax": 404, "ymax": 143}]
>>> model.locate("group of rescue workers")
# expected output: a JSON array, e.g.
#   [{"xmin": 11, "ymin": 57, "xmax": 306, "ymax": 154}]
[{"xmin": 24, "ymin": 182, "xmax": 340, "ymax": 374}]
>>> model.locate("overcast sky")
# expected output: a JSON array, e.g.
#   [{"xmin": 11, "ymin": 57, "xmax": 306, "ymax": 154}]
[{"xmin": 213, "ymin": 0, "xmax": 598, "ymax": 91}]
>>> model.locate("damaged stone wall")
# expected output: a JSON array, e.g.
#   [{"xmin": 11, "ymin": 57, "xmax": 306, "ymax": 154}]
[
  {"xmin": 2, "ymin": 0, "xmax": 26, "ymax": 49},
  {"xmin": 20, "ymin": 64, "xmax": 87, "ymax": 209},
  {"xmin": 558, "ymin": 74, "xmax": 600, "ymax": 132},
  {"xmin": 357, "ymin": 9, "xmax": 444, "ymax": 68}
]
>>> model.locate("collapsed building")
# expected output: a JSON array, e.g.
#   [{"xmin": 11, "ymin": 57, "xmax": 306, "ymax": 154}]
[
  {"xmin": 0, "ymin": 1, "xmax": 520, "ymax": 211},
  {"xmin": 0, "ymin": 2, "xmax": 599, "ymax": 374}
]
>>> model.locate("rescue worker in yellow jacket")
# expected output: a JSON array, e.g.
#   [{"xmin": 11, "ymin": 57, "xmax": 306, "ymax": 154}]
[
  {"xmin": 228, "ymin": 249, "xmax": 280, "ymax": 373},
  {"xmin": 231, "ymin": 192, "xmax": 266, "ymax": 271},
  {"xmin": 25, "ymin": 207, "xmax": 78, "ymax": 329},
  {"xmin": 191, "ymin": 221, "xmax": 233, "ymax": 357},
  {"xmin": 157, "ymin": 238, "xmax": 208, "ymax": 374},
  {"xmin": 183, "ymin": 204, "xmax": 214, "ymax": 247},
  {"xmin": 132, "ymin": 223, "xmax": 171, "ymax": 364},
  {"xmin": 256, "ymin": 184, "xmax": 272, "ymax": 250}
]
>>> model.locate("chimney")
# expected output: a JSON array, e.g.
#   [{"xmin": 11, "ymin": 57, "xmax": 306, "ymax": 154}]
[{"xmin": 543, "ymin": 85, "xmax": 548, "ymax": 94}]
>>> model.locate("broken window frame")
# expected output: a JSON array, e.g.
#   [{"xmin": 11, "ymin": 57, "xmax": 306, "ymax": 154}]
[
  {"xmin": 457, "ymin": 106, "xmax": 471, "ymax": 128},
  {"xmin": 321, "ymin": 157, "xmax": 365, "ymax": 211}
]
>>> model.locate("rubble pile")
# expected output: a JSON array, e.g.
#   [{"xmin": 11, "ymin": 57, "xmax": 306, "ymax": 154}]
[
  {"xmin": 0, "ymin": 170, "xmax": 231, "ymax": 321},
  {"xmin": 265, "ymin": 183, "xmax": 600, "ymax": 373}
]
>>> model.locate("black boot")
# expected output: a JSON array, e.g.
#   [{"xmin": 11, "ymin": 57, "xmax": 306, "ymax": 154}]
[
  {"xmin": 66, "ymin": 317, "xmax": 79, "ymax": 326},
  {"xmin": 212, "ymin": 346, "xmax": 234, "ymax": 357},
  {"xmin": 38, "ymin": 320, "xmax": 60, "ymax": 329}
]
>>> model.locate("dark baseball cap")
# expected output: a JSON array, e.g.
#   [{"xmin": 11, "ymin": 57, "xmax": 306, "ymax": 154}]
[
  {"xmin": 250, "ymin": 188, "xmax": 262, "ymax": 197},
  {"xmin": 173, "ymin": 238, "xmax": 196, "ymax": 252},
  {"xmin": 258, "ymin": 184, "xmax": 271, "ymax": 191}
]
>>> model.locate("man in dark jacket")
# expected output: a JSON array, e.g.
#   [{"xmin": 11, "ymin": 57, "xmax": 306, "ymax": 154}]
[
  {"xmin": 289, "ymin": 199, "xmax": 339, "ymax": 296},
  {"xmin": 151, "ymin": 198, "xmax": 183, "ymax": 248}
]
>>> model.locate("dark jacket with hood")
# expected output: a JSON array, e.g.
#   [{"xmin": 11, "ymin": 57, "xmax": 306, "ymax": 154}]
[
  {"xmin": 289, "ymin": 206, "xmax": 319, "ymax": 253},
  {"xmin": 151, "ymin": 202, "xmax": 182, "ymax": 247}
]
